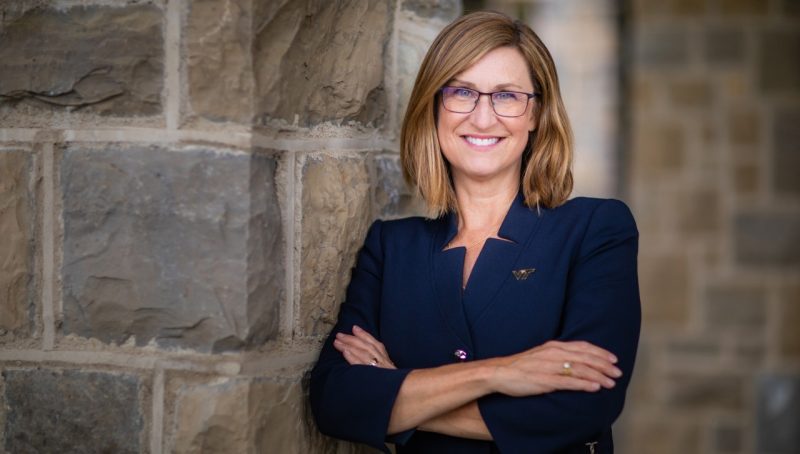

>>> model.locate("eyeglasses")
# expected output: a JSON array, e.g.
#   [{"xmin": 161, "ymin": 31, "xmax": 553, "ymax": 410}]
[{"xmin": 439, "ymin": 86, "xmax": 539, "ymax": 117}]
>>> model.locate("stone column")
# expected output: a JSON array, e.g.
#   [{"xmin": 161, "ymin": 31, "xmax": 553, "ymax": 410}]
[{"xmin": 0, "ymin": 0, "xmax": 458, "ymax": 452}]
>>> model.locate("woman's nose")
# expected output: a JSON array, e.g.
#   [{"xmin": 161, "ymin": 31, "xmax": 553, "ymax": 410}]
[{"xmin": 469, "ymin": 94, "xmax": 497, "ymax": 128}]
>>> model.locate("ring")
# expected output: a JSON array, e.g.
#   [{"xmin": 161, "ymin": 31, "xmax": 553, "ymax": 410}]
[
  {"xmin": 561, "ymin": 361, "xmax": 573, "ymax": 376},
  {"xmin": 369, "ymin": 358, "xmax": 379, "ymax": 367}
]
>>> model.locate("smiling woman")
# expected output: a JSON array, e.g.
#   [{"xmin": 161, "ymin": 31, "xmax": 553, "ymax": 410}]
[{"xmin": 310, "ymin": 10, "xmax": 640, "ymax": 454}]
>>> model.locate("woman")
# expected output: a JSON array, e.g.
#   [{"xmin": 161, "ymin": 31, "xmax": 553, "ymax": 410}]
[{"xmin": 310, "ymin": 11, "xmax": 640, "ymax": 454}]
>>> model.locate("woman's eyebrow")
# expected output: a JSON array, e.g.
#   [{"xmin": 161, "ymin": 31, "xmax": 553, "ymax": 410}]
[{"xmin": 448, "ymin": 79, "xmax": 527, "ymax": 91}]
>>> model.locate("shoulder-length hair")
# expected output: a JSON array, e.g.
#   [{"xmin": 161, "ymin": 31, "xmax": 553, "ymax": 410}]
[{"xmin": 400, "ymin": 10, "xmax": 573, "ymax": 217}]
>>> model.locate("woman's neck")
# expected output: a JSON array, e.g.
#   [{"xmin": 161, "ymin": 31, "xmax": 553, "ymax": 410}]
[{"xmin": 452, "ymin": 178, "xmax": 518, "ymax": 232}]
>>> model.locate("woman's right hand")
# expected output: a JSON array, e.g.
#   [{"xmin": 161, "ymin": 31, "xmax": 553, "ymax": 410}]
[{"xmin": 489, "ymin": 340, "xmax": 622, "ymax": 396}]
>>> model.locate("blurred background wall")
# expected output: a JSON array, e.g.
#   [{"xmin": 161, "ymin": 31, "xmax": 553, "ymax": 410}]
[{"xmin": 0, "ymin": 0, "xmax": 797, "ymax": 453}]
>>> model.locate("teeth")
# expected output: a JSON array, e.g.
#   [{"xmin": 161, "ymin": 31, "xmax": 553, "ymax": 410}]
[{"xmin": 464, "ymin": 136, "xmax": 500, "ymax": 146}]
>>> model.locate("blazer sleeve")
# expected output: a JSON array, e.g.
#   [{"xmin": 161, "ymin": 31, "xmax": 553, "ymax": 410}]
[
  {"xmin": 310, "ymin": 220, "xmax": 413, "ymax": 453},
  {"xmin": 478, "ymin": 199, "xmax": 641, "ymax": 453}
]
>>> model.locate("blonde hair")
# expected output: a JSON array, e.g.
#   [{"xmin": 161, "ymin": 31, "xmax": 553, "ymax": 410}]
[{"xmin": 400, "ymin": 11, "xmax": 574, "ymax": 217}]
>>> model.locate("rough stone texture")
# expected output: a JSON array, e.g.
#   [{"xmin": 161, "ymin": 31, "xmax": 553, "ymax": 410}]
[
  {"xmin": 373, "ymin": 154, "xmax": 426, "ymax": 219},
  {"xmin": 402, "ymin": 0, "xmax": 460, "ymax": 19},
  {"xmin": 2, "ymin": 368, "xmax": 142, "ymax": 454},
  {"xmin": 186, "ymin": 0, "xmax": 254, "ymax": 124},
  {"xmin": 0, "ymin": 151, "xmax": 33, "ymax": 334},
  {"xmin": 171, "ymin": 375, "xmax": 375, "ymax": 453},
  {"xmin": 0, "ymin": 4, "xmax": 163, "ymax": 119},
  {"xmin": 664, "ymin": 373, "xmax": 744, "ymax": 411},
  {"xmin": 635, "ymin": 27, "xmax": 689, "ymax": 66},
  {"xmin": 638, "ymin": 253, "xmax": 689, "ymax": 324},
  {"xmin": 773, "ymin": 108, "xmax": 800, "ymax": 196},
  {"xmin": 395, "ymin": 25, "xmax": 439, "ymax": 132},
  {"xmin": 757, "ymin": 375, "xmax": 800, "ymax": 453},
  {"xmin": 758, "ymin": 30, "xmax": 800, "ymax": 93},
  {"xmin": 733, "ymin": 211, "xmax": 800, "ymax": 267},
  {"xmin": 705, "ymin": 282, "xmax": 766, "ymax": 329},
  {"xmin": 704, "ymin": 27, "xmax": 745, "ymax": 65},
  {"xmin": 253, "ymin": 0, "xmax": 391, "ymax": 127},
  {"xmin": 61, "ymin": 145, "xmax": 283, "ymax": 352},
  {"xmin": 299, "ymin": 154, "xmax": 371, "ymax": 336}
]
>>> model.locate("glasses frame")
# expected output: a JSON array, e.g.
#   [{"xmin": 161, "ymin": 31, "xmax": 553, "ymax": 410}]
[{"xmin": 439, "ymin": 86, "xmax": 539, "ymax": 118}]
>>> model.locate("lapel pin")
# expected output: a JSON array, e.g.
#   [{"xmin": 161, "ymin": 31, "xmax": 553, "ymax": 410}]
[{"xmin": 512, "ymin": 268, "xmax": 536, "ymax": 281}]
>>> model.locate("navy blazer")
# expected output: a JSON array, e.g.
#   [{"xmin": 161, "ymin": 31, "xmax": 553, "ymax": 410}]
[{"xmin": 310, "ymin": 195, "xmax": 641, "ymax": 454}]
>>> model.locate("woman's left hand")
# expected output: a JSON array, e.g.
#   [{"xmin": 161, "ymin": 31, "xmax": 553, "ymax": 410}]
[{"xmin": 333, "ymin": 325, "xmax": 397, "ymax": 369}]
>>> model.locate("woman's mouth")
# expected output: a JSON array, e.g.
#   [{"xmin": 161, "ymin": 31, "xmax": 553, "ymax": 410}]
[{"xmin": 463, "ymin": 135, "xmax": 502, "ymax": 147}]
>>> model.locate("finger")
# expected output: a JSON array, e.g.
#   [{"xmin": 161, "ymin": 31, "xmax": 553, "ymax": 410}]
[
  {"xmin": 352, "ymin": 326, "xmax": 390, "ymax": 356},
  {"xmin": 337, "ymin": 333, "xmax": 386, "ymax": 365},
  {"xmin": 559, "ymin": 351, "xmax": 622, "ymax": 379},
  {"xmin": 550, "ymin": 374, "xmax": 604, "ymax": 392},
  {"xmin": 552, "ymin": 340, "xmax": 618, "ymax": 363},
  {"xmin": 553, "ymin": 360, "xmax": 616, "ymax": 389}
]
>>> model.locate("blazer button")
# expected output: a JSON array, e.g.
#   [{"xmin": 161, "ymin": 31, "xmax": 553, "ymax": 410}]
[{"xmin": 454, "ymin": 349, "xmax": 468, "ymax": 361}]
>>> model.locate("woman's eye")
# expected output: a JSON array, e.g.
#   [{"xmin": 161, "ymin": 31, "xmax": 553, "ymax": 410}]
[
  {"xmin": 453, "ymin": 88, "xmax": 474, "ymax": 98},
  {"xmin": 494, "ymin": 92, "xmax": 517, "ymax": 101}
]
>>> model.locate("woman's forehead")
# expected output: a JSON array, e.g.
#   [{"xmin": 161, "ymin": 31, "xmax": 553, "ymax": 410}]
[{"xmin": 449, "ymin": 47, "xmax": 534, "ymax": 91}]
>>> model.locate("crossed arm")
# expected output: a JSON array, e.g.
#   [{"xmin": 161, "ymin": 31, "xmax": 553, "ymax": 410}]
[{"xmin": 334, "ymin": 325, "xmax": 621, "ymax": 439}]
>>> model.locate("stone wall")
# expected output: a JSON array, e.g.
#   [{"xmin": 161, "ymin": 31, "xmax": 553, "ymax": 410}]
[
  {"xmin": 618, "ymin": 1, "xmax": 800, "ymax": 453},
  {"xmin": 0, "ymin": 0, "xmax": 455, "ymax": 452}
]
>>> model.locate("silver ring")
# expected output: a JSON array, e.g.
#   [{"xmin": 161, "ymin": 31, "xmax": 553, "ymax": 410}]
[{"xmin": 561, "ymin": 361, "xmax": 572, "ymax": 376}]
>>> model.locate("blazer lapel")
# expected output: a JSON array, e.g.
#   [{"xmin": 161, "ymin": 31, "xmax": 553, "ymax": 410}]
[
  {"xmin": 430, "ymin": 212, "xmax": 474, "ymax": 349},
  {"xmin": 463, "ymin": 193, "xmax": 544, "ymax": 324}
]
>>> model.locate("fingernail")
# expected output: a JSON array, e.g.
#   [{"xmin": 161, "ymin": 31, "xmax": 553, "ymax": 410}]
[
  {"xmin": 591, "ymin": 382, "xmax": 601, "ymax": 391},
  {"xmin": 609, "ymin": 355, "xmax": 618, "ymax": 363},
  {"xmin": 605, "ymin": 379, "xmax": 616, "ymax": 388},
  {"xmin": 353, "ymin": 325, "xmax": 361, "ymax": 332},
  {"xmin": 613, "ymin": 368, "xmax": 622, "ymax": 377}
]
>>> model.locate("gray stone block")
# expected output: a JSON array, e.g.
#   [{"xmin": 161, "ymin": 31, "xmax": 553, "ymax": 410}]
[
  {"xmin": 0, "ymin": 4, "xmax": 163, "ymax": 118},
  {"xmin": 758, "ymin": 30, "xmax": 800, "ymax": 94},
  {"xmin": 299, "ymin": 154, "xmax": 371, "ymax": 336},
  {"xmin": 705, "ymin": 283, "xmax": 766, "ymax": 329},
  {"xmin": 757, "ymin": 374, "xmax": 800, "ymax": 453},
  {"xmin": 253, "ymin": 0, "xmax": 391, "ymax": 126},
  {"xmin": 2, "ymin": 368, "xmax": 143, "ymax": 454},
  {"xmin": 374, "ymin": 154, "xmax": 426, "ymax": 219},
  {"xmin": 773, "ymin": 108, "xmax": 800, "ymax": 196},
  {"xmin": 402, "ymin": 0, "xmax": 460, "ymax": 20},
  {"xmin": 665, "ymin": 373, "xmax": 744, "ymax": 410},
  {"xmin": 61, "ymin": 145, "xmax": 283, "ymax": 351},
  {"xmin": 0, "ymin": 150, "xmax": 34, "ymax": 335},
  {"xmin": 704, "ymin": 27, "xmax": 744, "ymax": 65},
  {"xmin": 734, "ymin": 211, "xmax": 800, "ymax": 267},
  {"xmin": 635, "ymin": 27, "xmax": 689, "ymax": 67}
]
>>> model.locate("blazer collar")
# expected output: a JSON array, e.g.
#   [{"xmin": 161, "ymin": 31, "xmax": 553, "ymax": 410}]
[{"xmin": 437, "ymin": 191, "xmax": 541, "ymax": 249}]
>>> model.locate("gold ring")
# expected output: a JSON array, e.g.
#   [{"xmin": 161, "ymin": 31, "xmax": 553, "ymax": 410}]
[
  {"xmin": 561, "ymin": 361, "xmax": 573, "ymax": 376},
  {"xmin": 369, "ymin": 358, "xmax": 379, "ymax": 367}
]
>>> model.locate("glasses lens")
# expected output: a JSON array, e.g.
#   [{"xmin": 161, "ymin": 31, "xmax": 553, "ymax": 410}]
[
  {"xmin": 492, "ymin": 92, "xmax": 528, "ymax": 117},
  {"xmin": 442, "ymin": 87, "xmax": 478, "ymax": 113}
]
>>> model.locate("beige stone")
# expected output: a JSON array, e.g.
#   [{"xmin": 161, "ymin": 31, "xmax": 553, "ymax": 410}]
[
  {"xmin": 779, "ymin": 284, "xmax": 800, "ymax": 358},
  {"xmin": 186, "ymin": 0, "xmax": 254, "ymax": 124},
  {"xmin": 668, "ymin": 78, "xmax": 713, "ymax": 110},
  {"xmin": 0, "ymin": 151, "xmax": 33, "ymax": 333},
  {"xmin": 664, "ymin": 373, "xmax": 744, "ymax": 411},
  {"xmin": 705, "ymin": 282, "xmax": 766, "ymax": 330},
  {"xmin": 170, "ymin": 375, "xmax": 373, "ymax": 453},
  {"xmin": 720, "ymin": 0, "xmax": 768, "ymax": 15},
  {"xmin": 299, "ymin": 154, "xmax": 371, "ymax": 336},
  {"xmin": 734, "ymin": 163, "xmax": 759, "ymax": 194},
  {"xmin": 631, "ymin": 122, "xmax": 685, "ymax": 178},
  {"xmin": 729, "ymin": 110, "xmax": 760, "ymax": 145},
  {"xmin": 253, "ymin": 0, "xmax": 391, "ymax": 126},
  {"xmin": 639, "ymin": 252, "xmax": 690, "ymax": 325},
  {"xmin": 616, "ymin": 418, "xmax": 701, "ymax": 454},
  {"xmin": 677, "ymin": 187, "xmax": 720, "ymax": 235}
]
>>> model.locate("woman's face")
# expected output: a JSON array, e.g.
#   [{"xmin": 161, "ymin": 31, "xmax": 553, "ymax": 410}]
[{"xmin": 437, "ymin": 46, "xmax": 537, "ymax": 187}]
